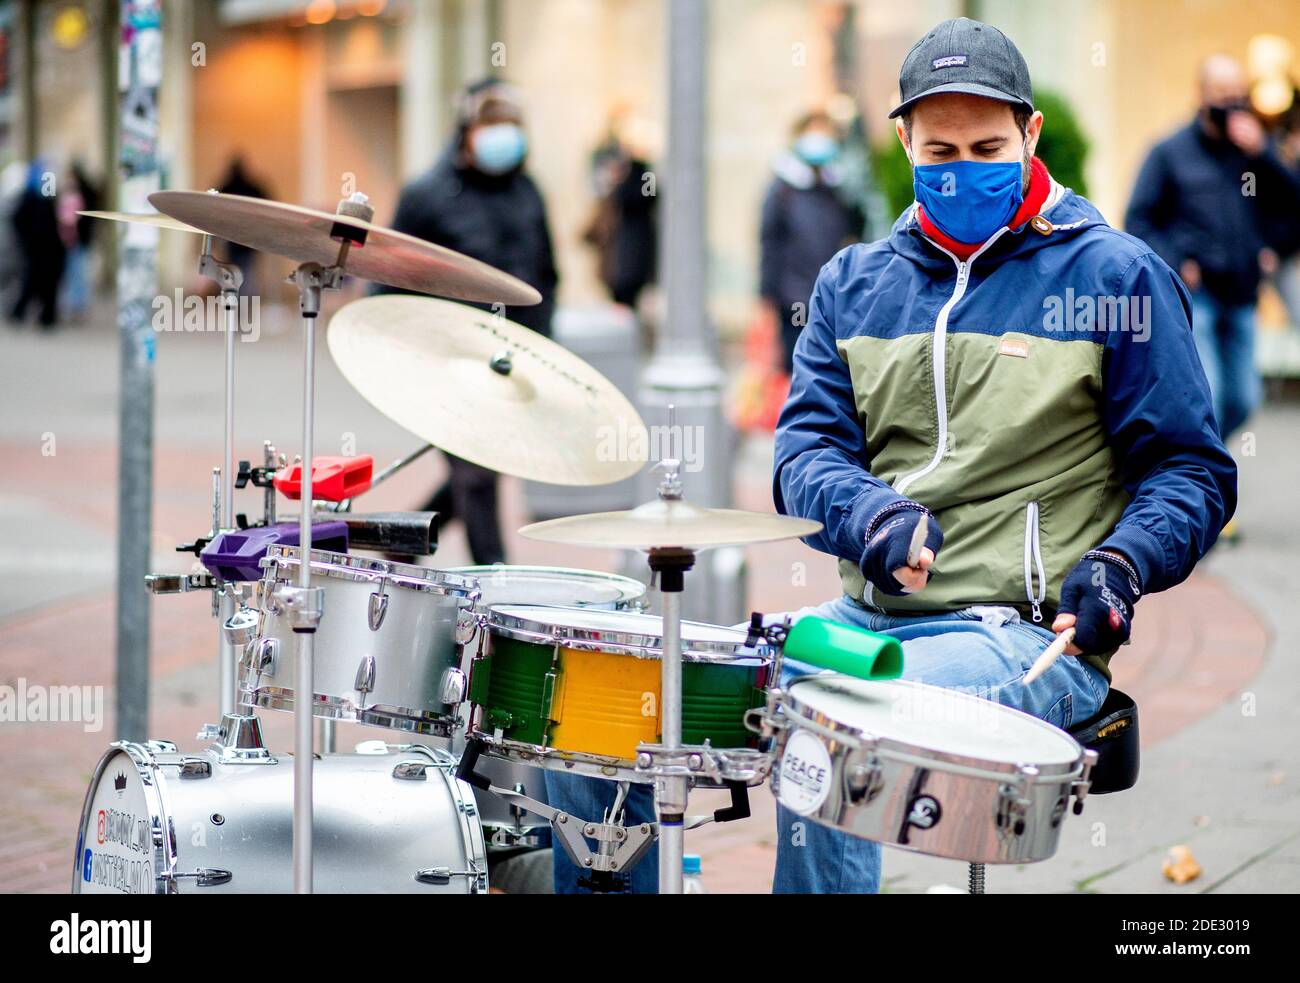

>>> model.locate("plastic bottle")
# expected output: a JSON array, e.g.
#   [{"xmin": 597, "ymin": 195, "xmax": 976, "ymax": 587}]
[{"xmin": 683, "ymin": 854, "xmax": 707, "ymax": 894}]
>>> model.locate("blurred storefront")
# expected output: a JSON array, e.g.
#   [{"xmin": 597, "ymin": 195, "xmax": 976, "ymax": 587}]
[{"xmin": 8, "ymin": 0, "xmax": 1300, "ymax": 340}]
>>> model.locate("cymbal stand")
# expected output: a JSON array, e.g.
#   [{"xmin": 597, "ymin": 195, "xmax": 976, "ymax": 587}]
[
  {"xmin": 280, "ymin": 192, "xmax": 375, "ymax": 894},
  {"xmin": 196, "ymin": 233, "xmax": 243, "ymax": 719},
  {"xmin": 645, "ymin": 457, "xmax": 693, "ymax": 894}
]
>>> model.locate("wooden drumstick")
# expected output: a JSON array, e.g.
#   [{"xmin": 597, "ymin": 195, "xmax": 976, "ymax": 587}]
[{"xmin": 1023, "ymin": 627, "xmax": 1076, "ymax": 685}]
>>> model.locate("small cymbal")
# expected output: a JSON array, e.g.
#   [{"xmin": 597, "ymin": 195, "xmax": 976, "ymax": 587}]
[
  {"xmin": 519, "ymin": 498, "xmax": 823, "ymax": 550},
  {"xmin": 149, "ymin": 190, "xmax": 541, "ymax": 305},
  {"xmin": 327, "ymin": 295, "xmax": 648, "ymax": 486},
  {"xmin": 78, "ymin": 210, "xmax": 206, "ymax": 234}
]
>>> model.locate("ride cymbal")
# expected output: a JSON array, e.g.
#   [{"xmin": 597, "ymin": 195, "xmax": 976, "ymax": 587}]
[
  {"xmin": 327, "ymin": 294, "xmax": 647, "ymax": 486},
  {"xmin": 519, "ymin": 498, "xmax": 822, "ymax": 550},
  {"xmin": 149, "ymin": 191, "xmax": 541, "ymax": 305}
]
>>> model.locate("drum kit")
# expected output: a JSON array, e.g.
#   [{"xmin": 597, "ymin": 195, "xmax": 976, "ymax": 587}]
[{"xmin": 71, "ymin": 189, "xmax": 1118, "ymax": 896}]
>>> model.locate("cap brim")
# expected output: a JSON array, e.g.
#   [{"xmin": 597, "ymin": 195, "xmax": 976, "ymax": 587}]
[{"xmin": 888, "ymin": 82, "xmax": 1032, "ymax": 119}]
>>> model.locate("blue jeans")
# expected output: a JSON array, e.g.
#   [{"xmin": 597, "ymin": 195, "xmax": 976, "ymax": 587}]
[
  {"xmin": 543, "ymin": 595, "xmax": 1109, "ymax": 894},
  {"xmin": 1189, "ymin": 290, "xmax": 1260, "ymax": 439}
]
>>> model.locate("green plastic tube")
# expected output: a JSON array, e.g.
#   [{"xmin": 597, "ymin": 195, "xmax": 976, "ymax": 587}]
[{"xmin": 782, "ymin": 615, "xmax": 904, "ymax": 680}]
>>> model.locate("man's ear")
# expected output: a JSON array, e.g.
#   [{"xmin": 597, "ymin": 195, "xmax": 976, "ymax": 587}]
[
  {"xmin": 895, "ymin": 118, "xmax": 912, "ymax": 164},
  {"xmin": 1024, "ymin": 110, "xmax": 1044, "ymax": 157}
]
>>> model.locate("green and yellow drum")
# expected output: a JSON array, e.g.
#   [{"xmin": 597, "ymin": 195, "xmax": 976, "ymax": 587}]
[{"xmin": 467, "ymin": 605, "xmax": 772, "ymax": 775}]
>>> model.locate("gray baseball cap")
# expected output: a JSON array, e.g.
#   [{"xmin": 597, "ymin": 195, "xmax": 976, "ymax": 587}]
[{"xmin": 888, "ymin": 17, "xmax": 1034, "ymax": 119}]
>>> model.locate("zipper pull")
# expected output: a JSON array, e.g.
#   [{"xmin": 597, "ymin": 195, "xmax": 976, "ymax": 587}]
[
  {"xmin": 956, "ymin": 262, "xmax": 969, "ymax": 285},
  {"xmin": 1030, "ymin": 600, "xmax": 1043, "ymax": 623}
]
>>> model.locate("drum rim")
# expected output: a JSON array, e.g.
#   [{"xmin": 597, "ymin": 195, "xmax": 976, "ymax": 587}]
[
  {"xmin": 781, "ymin": 677, "xmax": 1083, "ymax": 777},
  {"xmin": 73, "ymin": 741, "xmax": 176, "ymax": 894},
  {"xmin": 264, "ymin": 545, "xmax": 481, "ymax": 599},
  {"xmin": 445, "ymin": 564, "xmax": 647, "ymax": 603},
  {"xmin": 246, "ymin": 687, "xmax": 461, "ymax": 736},
  {"xmin": 473, "ymin": 732, "xmax": 772, "ymax": 786},
  {"xmin": 484, "ymin": 604, "xmax": 770, "ymax": 663}
]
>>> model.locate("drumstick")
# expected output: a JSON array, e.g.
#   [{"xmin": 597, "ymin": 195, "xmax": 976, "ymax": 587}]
[
  {"xmin": 1023, "ymin": 627, "xmax": 1076, "ymax": 685},
  {"xmin": 906, "ymin": 513, "xmax": 929, "ymax": 568}
]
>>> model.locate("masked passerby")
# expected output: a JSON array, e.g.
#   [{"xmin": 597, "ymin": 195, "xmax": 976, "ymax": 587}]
[
  {"xmin": 1126, "ymin": 55, "xmax": 1300, "ymax": 442},
  {"xmin": 760, "ymin": 112, "xmax": 864, "ymax": 371},
  {"xmin": 387, "ymin": 78, "xmax": 558, "ymax": 566},
  {"xmin": 9, "ymin": 159, "xmax": 66, "ymax": 329}
]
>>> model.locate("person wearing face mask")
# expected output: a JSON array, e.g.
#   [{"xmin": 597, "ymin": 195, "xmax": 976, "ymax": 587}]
[
  {"xmin": 768, "ymin": 17, "xmax": 1235, "ymax": 893},
  {"xmin": 1126, "ymin": 55, "xmax": 1300, "ymax": 449},
  {"xmin": 385, "ymin": 78, "xmax": 559, "ymax": 567},
  {"xmin": 760, "ymin": 112, "xmax": 865, "ymax": 371}
]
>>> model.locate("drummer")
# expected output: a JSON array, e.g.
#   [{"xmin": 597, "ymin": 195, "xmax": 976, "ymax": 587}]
[{"xmin": 767, "ymin": 17, "xmax": 1236, "ymax": 892}]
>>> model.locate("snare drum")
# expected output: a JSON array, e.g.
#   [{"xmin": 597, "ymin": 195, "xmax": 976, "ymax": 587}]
[
  {"xmin": 447, "ymin": 565, "xmax": 647, "ymax": 611},
  {"xmin": 770, "ymin": 677, "xmax": 1096, "ymax": 865},
  {"xmin": 72, "ymin": 741, "xmax": 487, "ymax": 893},
  {"xmin": 241, "ymin": 546, "xmax": 480, "ymax": 735},
  {"xmin": 468, "ymin": 605, "xmax": 771, "ymax": 778}
]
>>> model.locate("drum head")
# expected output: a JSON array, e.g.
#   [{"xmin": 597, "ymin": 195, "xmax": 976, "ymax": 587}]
[
  {"xmin": 487, "ymin": 605, "xmax": 763, "ymax": 662},
  {"xmin": 75, "ymin": 747, "xmax": 158, "ymax": 894},
  {"xmin": 786, "ymin": 677, "xmax": 1081, "ymax": 767},
  {"xmin": 448, "ymin": 565, "xmax": 644, "ymax": 609}
]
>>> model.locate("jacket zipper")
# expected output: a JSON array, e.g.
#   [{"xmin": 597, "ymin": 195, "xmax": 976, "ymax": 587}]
[
  {"xmin": 895, "ymin": 228, "xmax": 1010, "ymax": 497},
  {"xmin": 1023, "ymin": 501, "xmax": 1047, "ymax": 622},
  {"xmin": 865, "ymin": 229, "xmax": 1010, "ymax": 608}
]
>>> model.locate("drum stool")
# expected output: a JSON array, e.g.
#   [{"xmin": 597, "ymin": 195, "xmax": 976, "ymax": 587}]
[{"xmin": 966, "ymin": 688, "xmax": 1140, "ymax": 893}]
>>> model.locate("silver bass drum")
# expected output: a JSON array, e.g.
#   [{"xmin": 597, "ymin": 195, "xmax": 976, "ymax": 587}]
[{"xmin": 72, "ymin": 740, "xmax": 487, "ymax": 893}]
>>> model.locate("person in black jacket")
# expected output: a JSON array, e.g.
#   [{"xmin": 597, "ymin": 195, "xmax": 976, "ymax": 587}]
[
  {"xmin": 9, "ymin": 159, "xmax": 66, "ymax": 329},
  {"xmin": 759, "ymin": 111, "xmax": 864, "ymax": 372},
  {"xmin": 1126, "ymin": 55, "xmax": 1300, "ymax": 440},
  {"xmin": 387, "ymin": 78, "xmax": 559, "ymax": 564}
]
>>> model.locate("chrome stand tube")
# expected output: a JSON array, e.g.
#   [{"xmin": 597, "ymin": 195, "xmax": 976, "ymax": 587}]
[
  {"xmin": 217, "ymin": 288, "xmax": 238, "ymax": 717},
  {"xmin": 292, "ymin": 310, "xmax": 317, "ymax": 895},
  {"xmin": 650, "ymin": 545, "xmax": 694, "ymax": 895}
]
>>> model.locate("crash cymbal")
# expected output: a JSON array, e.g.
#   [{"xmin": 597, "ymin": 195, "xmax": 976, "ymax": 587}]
[
  {"xmin": 327, "ymin": 295, "xmax": 647, "ymax": 486},
  {"xmin": 519, "ymin": 498, "xmax": 823, "ymax": 550},
  {"xmin": 78, "ymin": 210, "xmax": 206, "ymax": 234},
  {"xmin": 149, "ymin": 190, "xmax": 541, "ymax": 305}
]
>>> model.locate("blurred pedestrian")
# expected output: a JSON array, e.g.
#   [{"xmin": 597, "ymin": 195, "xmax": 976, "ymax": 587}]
[
  {"xmin": 217, "ymin": 155, "xmax": 269, "ymax": 295},
  {"xmin": 9, "ymin": 158, "xmax": 66, "ymax": 329},
  {"xmin": 583, "ymin": 114, "xmax": 657, "ymax": 310},
  {"xmin": 387, "ymin": 77, "xmax": 559, "ymax": 566},
  {"xmin": 1126, "ymin": 55, "xmax": 1300, "ymax": 440},
  {"xmin": 759, "ymin": 111, "xmax": 864, "ymax": 371},
  {"xmin": 57, "ymin": 162, "xmax": 100, "ymax": 322},
  {"xmin": 0, "ymin": 160, "xmax": 28, "ymax": 309}
]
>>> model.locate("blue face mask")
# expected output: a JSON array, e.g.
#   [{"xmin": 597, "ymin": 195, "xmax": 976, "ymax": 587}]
[
  {"xmin": 794, "ymin": 132, "xmax": 840, "ymax": 167},
  {"xmin": 912, "ymin": 158, "xmax": 1024, "ymax": 245},
  {"xmin": 471, "ymin": 123, "xmax": 527, "ymax": 175}
]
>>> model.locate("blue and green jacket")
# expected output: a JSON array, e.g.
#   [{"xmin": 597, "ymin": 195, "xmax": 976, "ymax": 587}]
[{"xmin": 773, "ymin": 171, "xmax": 1238, "ymax": 679}]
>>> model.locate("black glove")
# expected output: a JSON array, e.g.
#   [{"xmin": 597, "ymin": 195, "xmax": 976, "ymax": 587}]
[
  {"xmin": 1057, "ymin": 550, "xmax": 1142, "ymax": 653},
  {"xmin": 859, "ymin": 501, "xmax": 944, "ymax": 596}
]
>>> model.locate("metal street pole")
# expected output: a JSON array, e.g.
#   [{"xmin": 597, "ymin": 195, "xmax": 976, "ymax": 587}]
[
  {"xmin": 640, "ymin": 0, "xmax": 744, "ymax": 628},
  {"xmin": 114, "ymin": 0, "xmax": 162, "ymax": 741}
]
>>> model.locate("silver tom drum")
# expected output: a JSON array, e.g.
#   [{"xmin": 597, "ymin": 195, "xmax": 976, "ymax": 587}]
[
  {"xmin": 241, "ymin": 545, "xmax": 480, "ymax": 735},
  {"xmin": 72, "ymin": 741, "xmax": 487, "ymax": 893},
  {"xmin": 447, "ymin": 564, "xmax": 647, "ymax": 611},
  {"xmin": 769, "ymin": 677, "xmax": 1097, "ymax": 865}
]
